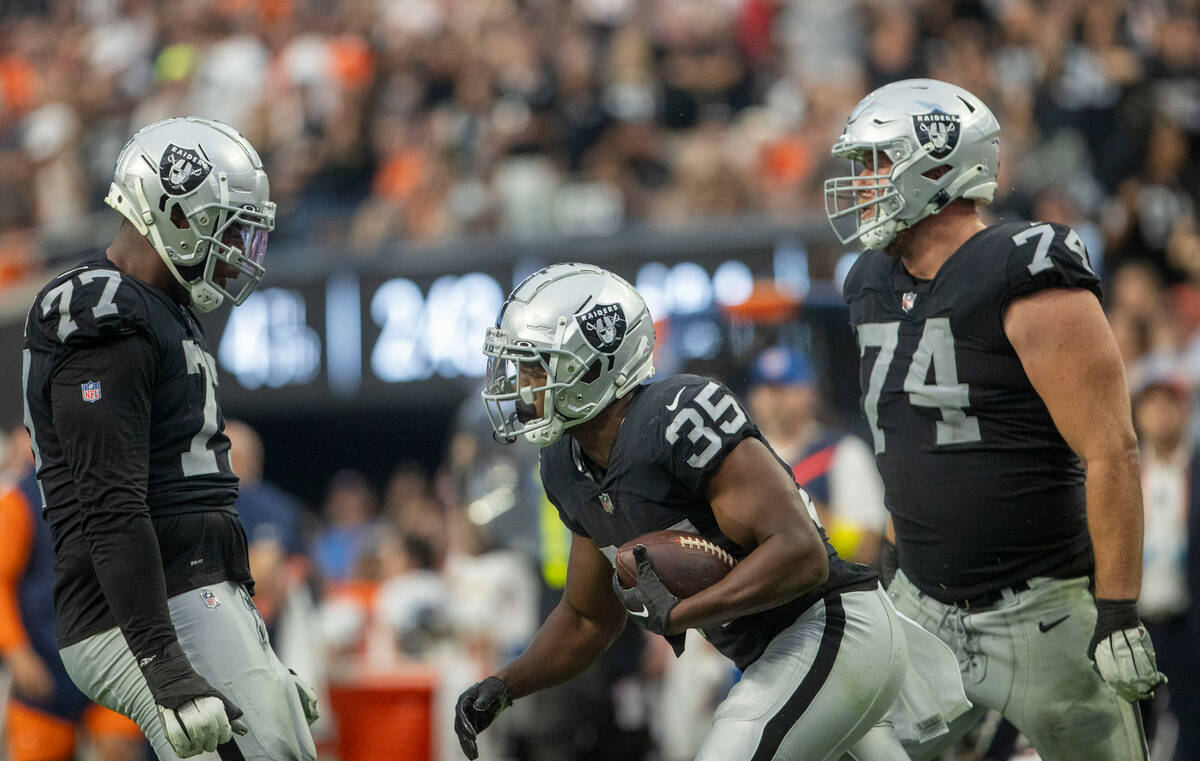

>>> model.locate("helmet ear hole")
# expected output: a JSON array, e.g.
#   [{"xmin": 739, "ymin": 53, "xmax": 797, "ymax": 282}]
[
  {"xmin": 922, "ymin": 164, "xmax": 953, "ymax": 180},
  {"xmin": 581, "ymin": 356, "xmax": 609, "ymax": 384},
  {"xmin": 170, "ymin": 203, "xmax": 190, "ymax": 230}
]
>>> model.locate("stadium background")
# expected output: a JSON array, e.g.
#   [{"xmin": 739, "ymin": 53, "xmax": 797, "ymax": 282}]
[{"xmin": 0, "ymin": 0, "xmax": 1197, "ymax": 759}]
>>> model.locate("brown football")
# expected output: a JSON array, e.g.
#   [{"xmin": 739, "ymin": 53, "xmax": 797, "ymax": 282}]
[{"xmin": 615, "ymin": 530, "xmax": 737, "ymax": 598}]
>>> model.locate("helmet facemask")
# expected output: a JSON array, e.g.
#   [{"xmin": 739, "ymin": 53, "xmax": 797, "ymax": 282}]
[
  {"xmin": 824, "ymin": 139, "xmax": 915, "ymax": 251},
  {"xmin": 482, "ymin": 325, "xmax": 597, "ymax": 446},
  {"xmin": 168, "ymin": 192, "xmax": 274, "ymax": 310}
]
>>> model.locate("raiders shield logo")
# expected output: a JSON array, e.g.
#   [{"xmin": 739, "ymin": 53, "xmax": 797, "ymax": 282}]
[
  {"xmin": 576, "ymin": 302, "xmax": 627, "ymax": 354},
  {"xmin": 159, "ymin": 143, "xmax": 213, "ymax": 196},
  {"xmin": 912, "ymin": 111, "xmax": 961, "ymax": 159}
]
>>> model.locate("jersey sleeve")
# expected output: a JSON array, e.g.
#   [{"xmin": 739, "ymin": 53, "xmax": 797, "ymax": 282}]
[
  {"xmin": 30, "ymin": 266, "xmax": 154, "ymax": 350},
  {"xmin": 652, "ymin": 378, "xmax": 760, "ymax": 498},
  {"xmin": 539, "ymin": 452, "xmax": 589, "ymax": 536},
  {"xmin": 49, "ymin": 333, "xmax": 181, "ymax": 663},
  {"xmin": 1003, "ymin": 222, "xmax": 1102, "ymax": 309}
]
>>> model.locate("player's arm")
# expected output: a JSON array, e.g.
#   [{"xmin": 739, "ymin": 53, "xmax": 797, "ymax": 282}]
[
  {"xmin": 496, "ymin": 530, "xmax": 628, "ymax": 698},
  {"xmin": 1005, "ymin": 286, "xmax": 1165, "ymax": 699},
  {"xmin": 51, "ymin": 334, "xmax": 246, "ymax": 745},
  {"xmin": 455, "ymin": 530, "xmax": 626, "ymax": 759},
  {"xmin": 1003, "ymin": 288, "xmax": 1140, "ymax": 599},
  {"xmin": 51, "ymin": 334, "xmax": 181, "ymax": 662},
  {"xmin": 667, "ymin": 437, "xmax": 830, "ymax": 634}
]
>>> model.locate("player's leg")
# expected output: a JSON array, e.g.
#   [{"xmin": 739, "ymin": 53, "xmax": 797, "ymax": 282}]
[
  {"xmin": 695, "ymin": 586, "xmax": 907, "ymax": 761},
  {"xmin": 61, "ymin": 581, "xmax": 316, "ymax": 761},
  {"xmin": 167, "ymin": 582, "xmax": 317, "ymax": 761},
  {"xmin": 5, "ymin": 700, "xmax": 78, "ymax": 761},
  {"xmin": 995, "ymin": 576, "xmax": 1147, "ymax": 761},
  {"xmin": 82, "ymin": 703, "xmax": 146, "ymax": 761}
]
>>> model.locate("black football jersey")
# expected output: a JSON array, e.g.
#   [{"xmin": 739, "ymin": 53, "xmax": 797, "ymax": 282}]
[
  {"xmin": 843, "ymin": 221, "xmax": 1101, "ymax": 603},
  {"xmin": 540, "ymin": 374, "xmax": 877, "ymax": 671},
  {"xmin": 22, "ymin": 257, "xmax": 247, "ymax": 647}
]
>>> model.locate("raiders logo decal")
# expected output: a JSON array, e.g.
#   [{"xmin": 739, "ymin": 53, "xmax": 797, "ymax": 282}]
[
  {"xmin": 159, "ymin": 143, "xmax": 213, "ymax": 196},
  {"xmin": 576, "ymin": 302, "xmax": 627, "ymax": 354},
  {"xmin": 912, "ymin": 111, "xmax": 961, "ymax": 159}
]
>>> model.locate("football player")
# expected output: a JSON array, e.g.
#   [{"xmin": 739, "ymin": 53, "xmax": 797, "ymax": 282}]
[
  {"xmin": 828, "ymin": 78, "xmax": 1164, "ymax": 760},
  {"xmin": 22, "ymin": 118, "xmax": 318, "ymax": 760},
  {"xmin": 455, "ymin": 263, "xmax": 912, "ymax": 761}
]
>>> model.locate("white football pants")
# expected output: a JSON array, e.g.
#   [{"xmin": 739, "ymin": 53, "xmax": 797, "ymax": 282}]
[
  {"xmin": 60, "ymin": 581, "xmax": 316, "ymax": 761},
  {"xmin": 888, "ymin": 569, "xmax": 1148, "ymax": 761},
  {"xmin": 695, "ymin": 586, "xmax": 909, "ymax": 761}
]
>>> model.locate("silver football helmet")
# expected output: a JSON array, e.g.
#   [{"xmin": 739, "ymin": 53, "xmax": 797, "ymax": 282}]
[
  {"xmin": 825, "ymin": 79, "xmax": 1000, "ymax": 250},
  {"xmin": 105, "ymin": 117, "xmax": 275, "ymax": 312},
  {"xmin": 483, "ymin": 263, "xmax": 656, "ymax": 447}
]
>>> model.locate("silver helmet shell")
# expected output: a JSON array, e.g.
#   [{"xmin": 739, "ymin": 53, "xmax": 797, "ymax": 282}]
[
  {"xmin": 105, "ymin": 117, "xmax": 275, "ymax": 312},
  {"xmin": 824, "ymin": 79, "xmax": 1000, "ymax": 250},
  {"xmin": 482, "ymin": 263, "xmax": 656, "ymax": 447}
]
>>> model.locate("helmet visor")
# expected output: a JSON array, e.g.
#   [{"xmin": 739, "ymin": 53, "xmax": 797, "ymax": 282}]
[{"xmin": 239, "ymin": 224, "xmax": 269, "ymax": 267}]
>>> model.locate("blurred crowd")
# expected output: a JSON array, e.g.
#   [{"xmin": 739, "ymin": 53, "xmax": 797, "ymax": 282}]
[{"xmin": 0, "ymin": 0, "xmax": 1197, "ymax": 284}]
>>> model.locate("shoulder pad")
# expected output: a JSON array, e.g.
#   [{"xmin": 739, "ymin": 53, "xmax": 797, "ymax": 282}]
[
  {"xmin": 641, "ymin": 375, "xmax": 757, "ymax": 491},
  {"xmin": 841, "ymin": 250, "xmax": 891, "ymax": 303},
  {"xmin": 1001, "ymin": 221, "xmax": 1101, "ymax": 304},
  {"xmin": 31, "ymin": 263, "xmax": 153, "ymax": 346}
]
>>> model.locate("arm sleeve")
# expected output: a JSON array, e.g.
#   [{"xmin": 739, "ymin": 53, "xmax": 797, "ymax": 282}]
[
  {"xmin": 50, "ymin": 333, "xmax": 180, "ymax": 662},
  {"xmin": 0, "ymin": 489, "xmax": 33, "ymax": 654}
]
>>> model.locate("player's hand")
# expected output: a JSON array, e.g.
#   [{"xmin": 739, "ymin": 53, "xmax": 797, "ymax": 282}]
[
  {"xmin": 611, "ymin": 545, "xmax": 680, "ymax": 638},
  {"xmin": 157, "ymin": 695, "xmax": 248, "ymax": 757},
  {"xmin": 1089, "ymin": 598, "xmax": 1167, "ymax": 702},
  {"xmin": 7, "ymin": 645, "xmax": 55, "ymax": 700},
  {"xmin": 454, "ymin": 676, "xmax": 513, "ymax": 760},
  {"xmin": 289, "ymin": 669, "xmax": 320, "ymax": 725},
  {"xmin": 139, "ymin": 641, "xmax": 248, "ymax": 757}
]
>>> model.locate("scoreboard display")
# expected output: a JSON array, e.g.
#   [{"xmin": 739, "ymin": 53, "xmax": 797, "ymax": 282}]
[{"xmin": 197, "ymin": 245, "xmax": 828, "ymax": 413}]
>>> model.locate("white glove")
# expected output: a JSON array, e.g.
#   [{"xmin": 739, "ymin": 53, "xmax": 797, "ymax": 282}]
[
  {"xmin": 157, "ymin": 696, "xmax": 248, "ymax": 758},
  {"xmin": 1093, "ymin": 624, "xmax": 1167, "ymax": 702},
  {"xmin": 289, "ymin": 669, "xmax": 320, "ymax": 725}
]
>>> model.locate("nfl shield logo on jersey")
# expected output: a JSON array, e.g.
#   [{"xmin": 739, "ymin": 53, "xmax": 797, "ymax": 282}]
[
  {"xmin": 80, "ymin": 381, "xmax": 101, "ymax": 403},
  {"xmin": 200, "ymin": 590, "xmax": 220, "ymax": 609},
  {"xmin": 901, "ymin": 291, "xmax": 917, "ymax": 312},
  {"xmin": 598, "ymin": 493, "xmax": 615, "ymax": 514}
]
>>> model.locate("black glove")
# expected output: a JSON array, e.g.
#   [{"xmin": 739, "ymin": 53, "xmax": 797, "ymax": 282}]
[
  {"xmin": 454, "ymin": 676, "xmax": 513, "ymax": 760},
  {"xmin": 138, "ymin": 641, "xmax": 244, "ymax": 721},
  {"xmin": 612, "ymin": 545, "xmax": 680, "ymax": 638}
]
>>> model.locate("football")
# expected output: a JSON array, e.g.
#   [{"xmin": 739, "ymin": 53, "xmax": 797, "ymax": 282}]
[{"xmin": 615, "ymin": 530, "xmax": 737, "ymax": 598}]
